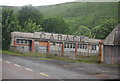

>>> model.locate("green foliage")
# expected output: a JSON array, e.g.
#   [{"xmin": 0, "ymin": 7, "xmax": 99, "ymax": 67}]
[
  {"xmin": 2, "ymin": 8, "xmax": 21, "ymax": 49},
  {"xmin": 74, "ymin": 25, "xmax": 92, "ymax": 37},
  {"xmin": 41, "ymin": 17, "xmax": 70, "ymax": 34},
  {"xmin": 18, "ymin": 5, "xmax": 43, "ymax": 27},
  {"xmin": 118, "ymin": 2, "xmax": 120, "ymax": 23},
  {"xmin": 2, "ymin": 2, "xmax": 118, "ymax": 49},
  {"xmin": 40, "ymin": 2, "xmax": 118, "ymax": 29},
  {"xmin": 92, "ymin": 18, "xmax": 117, "ymax": 39},
  {"xmin": 22, "ymin": 19, "xmax": 42, "ymax": 33}
]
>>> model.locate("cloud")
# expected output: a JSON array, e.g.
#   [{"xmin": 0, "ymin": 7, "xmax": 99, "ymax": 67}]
[
  {"xmin": 75, "ymin": 0, "xmax": 120, "ymax": 2},
  {"xmin": 0, "ymin": 0, "xmax": 76, "ymax": 6}
]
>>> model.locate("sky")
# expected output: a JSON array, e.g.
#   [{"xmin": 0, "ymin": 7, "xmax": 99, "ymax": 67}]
[
  {"xmin": 0, "ymin": 0, "xmax": 119, "ymax": 6},
  {"xmin": 0, "ymin": 0, "xmax": 76, "ymax": 6}
]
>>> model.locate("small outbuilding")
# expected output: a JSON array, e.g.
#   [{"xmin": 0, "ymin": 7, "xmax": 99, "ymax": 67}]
[{"xmin": 103, "ymin": 24, "xmax": 120, "ymax": 64}]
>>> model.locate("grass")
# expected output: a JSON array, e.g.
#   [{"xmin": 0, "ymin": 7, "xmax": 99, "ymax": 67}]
[
  {"xmin": 2, "ymin": 50, "xmax": 120, "ymax": 66},
  {"xmin": 2, "ymin": 50, "xmax": 46, "ymax": 58},
  {"xmin": 1, "ymin": 50, "xmax": 99, "ymax": 64}
]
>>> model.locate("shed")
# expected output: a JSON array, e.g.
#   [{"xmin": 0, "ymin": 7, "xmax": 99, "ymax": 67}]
[{"xmin": 103, "ymin": 24, "xmax": 120, "ymax": 64}]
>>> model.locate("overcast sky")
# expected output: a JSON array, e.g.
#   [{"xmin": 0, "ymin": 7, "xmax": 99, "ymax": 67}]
[
  {"xmin": 0, "ymin": 0, "xmax": 119, "ymax": 6},
  {"xmin": 0, "ymin": 0, "xmax": 76, "ymax": 6}
]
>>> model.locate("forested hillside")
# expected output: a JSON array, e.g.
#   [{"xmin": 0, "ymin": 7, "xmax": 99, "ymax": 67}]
[
  {"xmin": 39, "ymin": 2, "xmax": 118, "ymax": 29},
  {"xmin": 2, "ymin": 2, "xmax": 119, "ymax": 49}
]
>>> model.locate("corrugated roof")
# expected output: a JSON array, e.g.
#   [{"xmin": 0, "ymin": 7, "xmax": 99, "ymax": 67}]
[{"xmin": 103, "ymin": 24, "xmax": 120, "ymax": 45}]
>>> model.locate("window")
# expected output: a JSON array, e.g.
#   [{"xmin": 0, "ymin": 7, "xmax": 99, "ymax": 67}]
[
  {"xmin": 66, "ymin": 43, "xmax": 68, "ymax": 48},
  {"xmin": 21, "ymin": 40, "xmax": 23, "ymax": 44},
  {"xmin": 73, "ymin": 44, "xmax": 75, "ymax": 48},
  {"xmin": 83, "ymin": 44, "xmax": 87, "ymax": 49},
  {"xmin": 16, "ymin": 39, "xmax": 19, "ymax": 43},
  {"xmin": 92, "ymin": 45, "xmax": 96, "ymax": 50},
  {"xmin": 70, "ymin": 43, "xmax": 72, "ymax": 48},
  {"xmin": 80, "ymin": 44, "xmax": 82, "ymax": 49},
  {"xmin": 64, "ymin": 43, "xmax": 66, "ymax": 48},
  {"xmin": 25, "ymin": 40, "xmax": 28, "ymax": 44}
]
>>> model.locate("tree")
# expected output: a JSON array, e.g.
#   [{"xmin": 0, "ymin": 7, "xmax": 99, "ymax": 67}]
[
  {"xmin": 41, "ymin": 17, "xmax": 70, "ymax": 34},
  {"xmin": 2, "ymin": 8, "xmax": 21, "ymax": 49},
  {"xmin": 22, "ymin": 19, "xmax": 42, "ymax": 33},
  {"xmin": 92, "ymin": 18, "xmax": 117, "ymax": 39},
  {"xmin": 18, "ymin": 5, "xmax": 43, "ymax": 27},
  {"xmin": 74, "ymin": 25, "xmax": 92, "ymax": 37}
]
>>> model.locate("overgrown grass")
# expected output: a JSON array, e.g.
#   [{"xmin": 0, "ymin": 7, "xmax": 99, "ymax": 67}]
[
  {"xmin": 2, "ymin": 50, "xmax": 46, "ymax": 58},
  {"xmin": 1, "ymin": 50, "xmax": 99, "ymax": 64},
  {"xmin": 1, "ymin": 50, "xmax": 119, "ymax": 66}
]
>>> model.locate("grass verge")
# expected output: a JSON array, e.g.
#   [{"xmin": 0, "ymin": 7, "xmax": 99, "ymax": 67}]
[
  {"xmin": 3, "ymin": 50, "xmax": 118, "ymax": 65},
  {"xmin": 1, "ymin": 50, "xmax": 99, "ymax": 64}
]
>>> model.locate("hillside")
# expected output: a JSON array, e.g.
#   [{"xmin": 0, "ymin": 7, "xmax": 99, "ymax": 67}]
[{"xmin": 39, "ymin": 2, "xmax": 118, "ymax": 30}]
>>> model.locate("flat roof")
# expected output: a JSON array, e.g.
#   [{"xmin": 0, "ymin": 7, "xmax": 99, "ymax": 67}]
[{"xmin": 11, "ymin": 31, "xmax": 100, "ymax": 44}]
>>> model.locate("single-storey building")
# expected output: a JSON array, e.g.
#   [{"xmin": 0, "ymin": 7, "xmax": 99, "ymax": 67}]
[
  {"xmin": 10, "ymin": 31, "xmax": 100, "ymax": 57},
  {"xmin": 103, "ymin": 24, "xmax": 120, "ymax": 64}
]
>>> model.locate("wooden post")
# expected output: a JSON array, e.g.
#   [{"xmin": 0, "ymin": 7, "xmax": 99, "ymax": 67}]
[
  {"xmin": 61, "ymin": 42, "xmax": 64, "ymax": 56},
  {"xmin": 99, "ymin": 40, "xmax": 103, "ymax": 63},
  {"xmin": 75, "ymin": 43, "xmax": 78, "ymax": 56},
  {"xmin": 47, "ymin": 41, "xmax": 50, "ymax": 55},
  {"xmin": 31, "ymin": 40, "xmax": 35, "ymax": 52}
]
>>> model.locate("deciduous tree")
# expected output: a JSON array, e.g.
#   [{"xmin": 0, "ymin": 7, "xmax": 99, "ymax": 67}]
[
  {"xmin": 41, "ymin": 17, "xmax": 70, "ymax": 34},
  {"xmin": 2, "ymin": 8, "xmax": 21, "ymax": 49}
]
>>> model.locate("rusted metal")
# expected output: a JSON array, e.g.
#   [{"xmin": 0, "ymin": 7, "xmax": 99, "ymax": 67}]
[
  {"xmin": 99, "ymin": 40, "xmax": 103, "ymax": 63},
  {"xmin": 31, "ymin": 40, "xmax": 35, "ymax": 52},
  {"xmin": 75, "ymin": 43, "xmax": 78, "ymax": 56},
  {"xmin": 103, "ymin": 24, "xmax": 120, "ymax": 64},
  {"xmin": 47, "ymin": 41, "xmax": 50, "ymax": 55}
]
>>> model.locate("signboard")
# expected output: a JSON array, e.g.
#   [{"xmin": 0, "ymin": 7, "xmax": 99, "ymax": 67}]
[{"xmin": 34, "ymin": 32, "xmax": 89, "ymax": 42}]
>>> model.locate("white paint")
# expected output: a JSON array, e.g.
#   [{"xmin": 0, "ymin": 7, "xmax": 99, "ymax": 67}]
[
  {"xmin": 35, "ymin": 32, "xmax": 89, "ymax": 42},
  {"xmin": 14, "ymin": 64, "xmax": 21, "ymax": 67},
  {"xmin": 40, "ymin": 72, "xmax": 49, "ymax": 77},
  {"xmin": 0, "ymin": 59, "xmax": 2, "ymax": 61},
  {"xmin": 5, "ymin": 61, "xmax": 11, "ymax": 63},
  {"xmin": 25, "ymin": 68, "xmax": 33, "ymax": 71}
]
